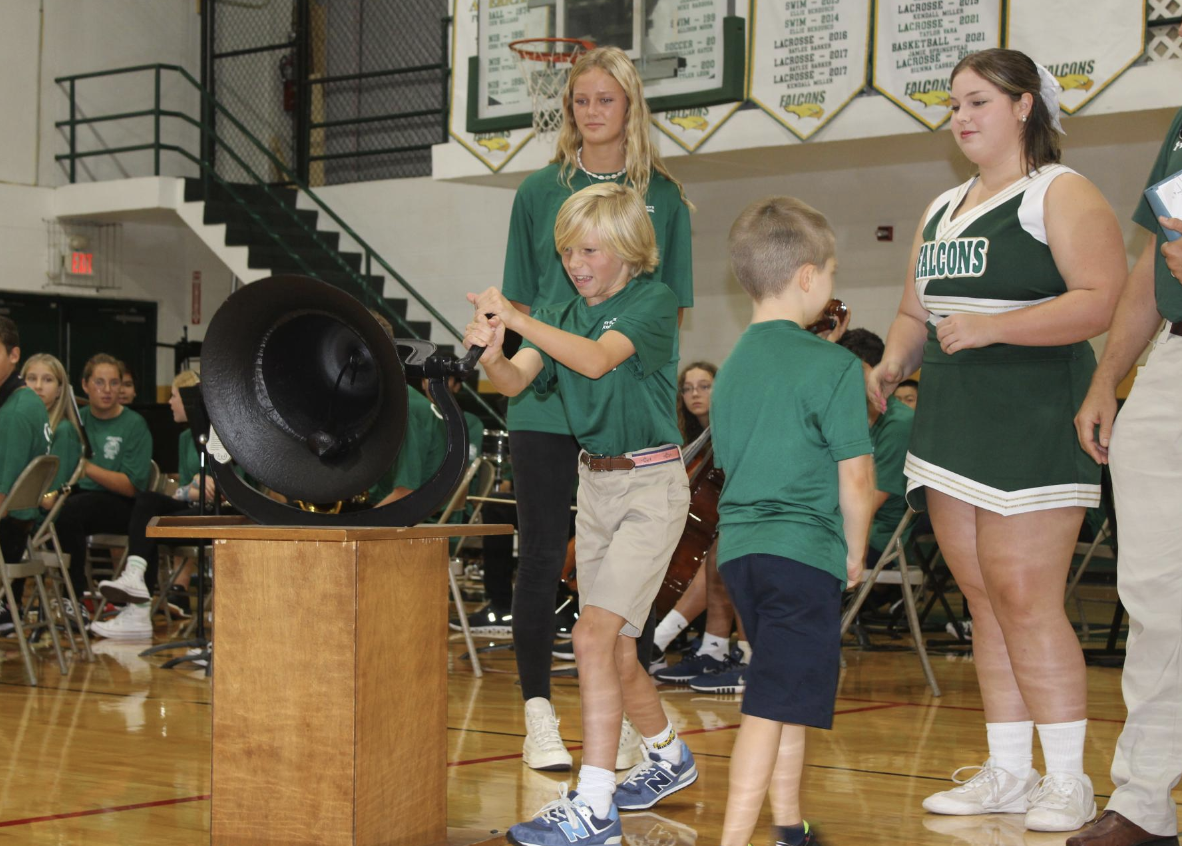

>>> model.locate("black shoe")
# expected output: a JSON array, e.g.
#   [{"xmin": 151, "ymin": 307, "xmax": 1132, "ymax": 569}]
[
  {"xmin": 552, "ymin": 639, "xmax": 574, "ymax": 660},
  {"xmin": 648, "ymin": 644, "xmax": 668, "ymax": 674},
  {"xmin": 450, "ymin": 604, "xmax": 513, "ymax": 637},
  {"xmin": 60, "ymin": 598, "xmax": 91, "ymax": 632}
]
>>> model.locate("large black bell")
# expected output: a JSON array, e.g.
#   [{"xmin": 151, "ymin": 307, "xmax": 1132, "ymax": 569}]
[
  {"xmin": 196, "ymin": 275, "xmax": 480, "ymax": 527},
  {"xmin": 201, "ymin": 275, "xmax": 404, "ymax": 502}
]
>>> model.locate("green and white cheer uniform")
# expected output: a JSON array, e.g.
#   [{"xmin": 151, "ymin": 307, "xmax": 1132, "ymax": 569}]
[{"xmin": 905, "ymin": 164, "xmax": 1101, "ymax": 516}]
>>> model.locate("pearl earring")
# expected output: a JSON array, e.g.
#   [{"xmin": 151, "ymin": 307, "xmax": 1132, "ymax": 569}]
[{"xmin": 1020, "ymin": 115, "xmax": 1028, "ymax": 123}]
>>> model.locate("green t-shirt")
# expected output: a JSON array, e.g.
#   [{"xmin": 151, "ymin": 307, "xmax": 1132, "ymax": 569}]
[
  {"xmin": 1134, "ymin": 106, "xmax": 1182, "ymax": 323},
  {"xmin": 502, "ymin": 164, "xmax": 694, "ymax": 435},
  {"xmin": 712, "ymin": 321, "xmax": 873, "ymax": 583},
  {"xmin": 178, "ymin": 430, "xmax": 201, "ymax": 486},
  {"xmin": 524, "ymin": 279, "xmax": 681, "ymax": 456},
  {"xmin": 49, "ymin": 418, "xmax": 82, "ymax": 491},
  {"xmin": 868, "ymin": 397, "xmax": 914, "ymax": 554},
  {"xmin": 0, "ymin": 388, "xmax": 52, "ymax": 520},
  {"xmin": 78, "ymin": 406, "xmax": 153, "ymax": 493},
  {"xmin": 369, "ymin": 388, "xmax": 442, "ymax": 502}
]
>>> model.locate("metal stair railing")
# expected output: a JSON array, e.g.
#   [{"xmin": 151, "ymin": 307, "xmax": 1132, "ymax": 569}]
[{"xmin": 55, "ymin": 63, "xmax": 503, "ymax": 425}]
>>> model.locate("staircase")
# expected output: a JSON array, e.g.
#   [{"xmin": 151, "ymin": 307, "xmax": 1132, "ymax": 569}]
[{"xmin": 179, "ymin": 178, "xmax": 453, "ymax": 355}]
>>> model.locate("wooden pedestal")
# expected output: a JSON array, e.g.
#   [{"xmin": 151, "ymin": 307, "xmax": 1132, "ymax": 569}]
[{"xmin": 148, "ymin": 517, "xmax": 512, "ymax": 846}]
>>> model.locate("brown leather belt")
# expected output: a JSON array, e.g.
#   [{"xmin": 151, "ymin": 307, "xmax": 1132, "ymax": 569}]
[
  {"xmin": 1171, "ymin": 322, "xmax": 1182, "ymax": 338},
  {"xmin": 579, "ymin": 445, "xmax": 681, "ymax": 472}
]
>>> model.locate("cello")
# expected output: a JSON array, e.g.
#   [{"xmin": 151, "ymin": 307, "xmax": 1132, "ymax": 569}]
[{"xmin": 560, "ymin": 426, "xmax": 724, "ymax": 616}]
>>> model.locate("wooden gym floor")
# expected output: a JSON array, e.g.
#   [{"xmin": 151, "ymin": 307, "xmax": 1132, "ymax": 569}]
[{"xmin": 2, "ymin": 585, "xmax": 1179, "ymax": 845}]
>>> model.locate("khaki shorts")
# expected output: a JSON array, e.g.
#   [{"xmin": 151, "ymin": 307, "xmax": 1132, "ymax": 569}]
[{"xmin": 574, "ymin": 449, "xmax": 690, "ymax": 637}]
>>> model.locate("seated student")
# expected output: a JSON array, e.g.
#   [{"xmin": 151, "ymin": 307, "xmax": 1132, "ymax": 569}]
[
  {"xmin": 712, "ymin": 197, "xmax": 875, "ymax": 846},
  {"xmin": 0, "ymin": 318, "xmax": 52, "ymax": 633},
  {"xmin": 21, "ymin": 354, "xmax": 83, "ymax": 500},
  {"xmin": 838, "ymin": 329, "xmax": 915, "ymax": 566},
  {"xmin": 466, "ymin": 182, "xmax": 696, "ymax": 845},
  {"xmin": 116, "ymin": 362, "xmax": 136, "ymax": 406},
  {"xmin": 90, "ymin": 370, "xmax": 205, "ymax": 640},
  {"xmin": 54, "ymin": 354, "xmax": 153, "ymax": 625},
  {"xmin": 652, "ymin": 362, "xmax": 753, "ymax": 692},
  {"xmin": 894, "ymin": 378, "xmax": 919, "ymax": 410}
]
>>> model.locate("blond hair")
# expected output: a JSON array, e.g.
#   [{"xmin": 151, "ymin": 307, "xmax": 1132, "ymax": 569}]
[
  {"xmin": 554, "ymin": 183, "xmax": 658, "ymax": 277},
  {"xmin": 728, "ymin": 197, "xmax": 835, "ymax": 302},
  {"xmin": 172, "ymin": 369, "xmax": 200, "ymax": 390},
  {"xmin": 82, "ymin": 353, "xmax": 121, "ymax": 383},
  {"xmin": 21, "ymin": 353, "xmax": 69, "ymax": 429},
  {"xmin": 553, "ymin": 47, "xmax": 692, "ymax": 210}
]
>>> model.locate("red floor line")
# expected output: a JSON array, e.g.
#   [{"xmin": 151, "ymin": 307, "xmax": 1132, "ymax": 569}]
[
  {"xmin": 449, "ymin": 710, "xmax": 894, "ymax": 767},
  {"xmin": 0, "ymin": 794, "xmax": 211, "ymax": 828},
  {"xmin": 835, "ymin": 695, "xmax": 1127, "ymax": 724}
]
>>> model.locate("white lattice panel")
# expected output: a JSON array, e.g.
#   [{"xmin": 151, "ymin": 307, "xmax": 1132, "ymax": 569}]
[
  {"xmin": 1148, "ymin": 23, "xmax": 1182, "ymax": 61},
  {"xmin": 1148, "ymin": 0, "xmax": 1181, "ymax": 20}
]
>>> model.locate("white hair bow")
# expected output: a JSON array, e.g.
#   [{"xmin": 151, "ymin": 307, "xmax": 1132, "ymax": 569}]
[{"xmin": 1034, "ymin": 63, "xmax": 1065, "ymax": 135}]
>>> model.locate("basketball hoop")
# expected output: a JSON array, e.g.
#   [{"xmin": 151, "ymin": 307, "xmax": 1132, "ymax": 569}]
[{"xmin": 509, "ymin": 37, "xmax": 595, "ymax": 139}]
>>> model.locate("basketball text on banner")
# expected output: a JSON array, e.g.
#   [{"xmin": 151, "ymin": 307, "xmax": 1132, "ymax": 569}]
[
  {"xmin": 748, "ymin": 0, "xmax": 871, "ymax": 141},
  {"xmin": 449, "ymin": 0, "xmax": 539, "ymax": 172},
  {"xmin": 1006, "ymin": 0, "xmax": 1146, "ymax": 116},
  {"xmin": 652, "ymin": 103, "xmax": 742, "ymax": 153},
  {"xmin": 872, "ymin": 0, "xmax": 1003, "ymax": 130}
]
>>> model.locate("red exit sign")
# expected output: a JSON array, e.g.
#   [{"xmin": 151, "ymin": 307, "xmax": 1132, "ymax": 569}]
[{"xmin": 69, "ymin": 252, "xmax": 94, "ymax": 275}]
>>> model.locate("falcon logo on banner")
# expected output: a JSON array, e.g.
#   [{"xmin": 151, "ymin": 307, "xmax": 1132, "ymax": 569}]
[
  {"xmin": 748, "ymin": 0, "xmax": 871, "ymax": 141},
  {"xmin": 448, "ymin": 0, "xmax": 536, "ymax": 173},
  {"xmin": 872, "ymin": 0, "xmax": 1003, "ymax": 130},
  {"xmin": 652, "ymin": 104, "xmax": 743, "ymax": 153},
  {"xmin": 1006, "ymin": 0, "xmax": 1145, "ymax": 115}
]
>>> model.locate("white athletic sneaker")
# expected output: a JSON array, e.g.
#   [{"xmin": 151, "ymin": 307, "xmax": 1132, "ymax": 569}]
[
  {"xmin": 616, "ymin": 716, "xmax": 646, "ymax": 770},
  {"xmin": 523, "ymin": 697, "xmax": 573, "ymax": 771},
  {"xmin": 89, "ymin": 604, "xmax": 153, "ymax": 641},
  {"xmin": 922, "ymin": 760, "xmax": 1041, "ymax": 815},
  {"xmin": 1024, "ymin": 772, "xmax": 1096, "ymax": 832},
  {"xmin": 98, "ymin": 567, "xmax": 150, "ymax": 604}
]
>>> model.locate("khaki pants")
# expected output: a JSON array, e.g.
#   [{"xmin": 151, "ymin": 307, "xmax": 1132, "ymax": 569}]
[
  {"xmin": 575, "ymin": 454, "xmax": 690, "ymax": 638},
  {"xmin": 1106, "ymin": 326, "xmax": 1182, "ymax": 837}
]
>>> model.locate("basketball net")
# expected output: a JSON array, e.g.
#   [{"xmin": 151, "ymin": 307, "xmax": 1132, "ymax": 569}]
[{"xmin": 509, "ymin": 39, "xmax": 594, "ymax": 140}]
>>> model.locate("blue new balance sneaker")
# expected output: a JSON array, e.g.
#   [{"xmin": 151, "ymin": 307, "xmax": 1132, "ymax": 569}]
[
  {"xmin": 507, "ymin": 786, "xmax": 623, "ymax": 846},
  {"xmin": 614, "ymin": 742, "xmax": 698, "ymax": 811}
]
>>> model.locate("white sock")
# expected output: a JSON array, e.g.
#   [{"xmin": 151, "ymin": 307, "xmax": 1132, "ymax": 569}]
[
  {"xmin": 124, "ymin": 556, "xmax": 148, "ymax": 577},
  {"xmin": 697, "ymin": 633, "xmax": 728, "ymax": 661},
  {"xmin": 575, "ymin": 764, "xmax": 616, "ymax": 817},
  {"xmin": 1037, "ymin": 719, "xmax": 1087, "ymax": 777},
  {"xmin": 642, "ymin": 721, "xmax": 683, "ymax": 765},
  {"xmin": 653, "ymin": 610, "xmax": 689, "ymax": 653},
  {"xmin": 737, "ymin": 640, "xmax": 753, "ymax": 664},
  {"xmin": 985, "ymin": 721, "xmax": 1034, "ymax": 779}
]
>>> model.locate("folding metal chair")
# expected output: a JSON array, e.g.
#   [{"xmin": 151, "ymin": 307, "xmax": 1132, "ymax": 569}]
[
  {"xmin": 434, "ymin": 457, "xmax": 493, "ymax": 678},
  {"xmin": 841, "ymin": 508, "xmax": 941, "ymax": 697},
  {"xmin": 0, "ymin": 455, "xmax": 68, "ymax": 684},
  {"xmin": 1064, "ymin": 519, "xmax": 1116, "ymax": 640},
  {"xmin": 29, "ymin": 455, "xmax": 94, "ymax": 662}
]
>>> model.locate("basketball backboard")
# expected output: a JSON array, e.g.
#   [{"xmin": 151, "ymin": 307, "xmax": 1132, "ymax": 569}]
[{"xmin": 467, "ymin": 0, "xmax": 744, "ymax": 133}]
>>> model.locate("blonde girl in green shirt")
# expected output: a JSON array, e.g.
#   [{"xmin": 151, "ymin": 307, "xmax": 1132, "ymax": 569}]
[{"xmin": 21, "ymin": 353, "xmax": 83, "ymax": 497}]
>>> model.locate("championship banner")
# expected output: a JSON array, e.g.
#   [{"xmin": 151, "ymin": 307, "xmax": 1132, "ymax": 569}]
[
  {"xmin": 1006, "ymin": 0, "xmax": 1145, "ymax": 115},
  {"xmin": 449, "ymin": 0, "xmax": 536, "ymax": 172},
  {"xmin": 872, "ymin": 0, "xmax": 1003, "ymax": 130},
  {"xmin": 653, "ymin": 103, "xmax": 743, "ymax": 152},
  {"xmin": 748, "ymin": 0, "xmax": 871, "ymax": 141}
]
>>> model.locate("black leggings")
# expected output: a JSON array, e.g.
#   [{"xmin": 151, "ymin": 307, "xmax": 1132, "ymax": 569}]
[
  {"xmin": 509, "ymin": 430, "xmax": 581, "ymax": 701},
  {"xmin": 127, "ymin": 492, "xmax": 198, "ymax": 592},
  {"xmin": 56, "ymin": 490, "xmax": 136, "ymax": 598},
  {"xmin": 1, "ymin": 517, "xmax": 33, "ymax": 607}
]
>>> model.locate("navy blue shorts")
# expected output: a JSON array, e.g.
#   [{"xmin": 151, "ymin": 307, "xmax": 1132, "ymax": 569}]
[{"xmin": 720, "ymin": 553, "xmax": 843, "ymax": 729}]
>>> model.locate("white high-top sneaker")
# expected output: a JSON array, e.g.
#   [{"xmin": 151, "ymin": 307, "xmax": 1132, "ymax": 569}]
[
  {"xmin": 522, "ymin": 697, "xmax": 573, "ymax": 771},
  {"xmin": 923, "ymin": 760, "xmax": 1041, "ymax": 815},
  {"xmin": 89, "ymin": 603, "xmax": 153, "ymax": 640},
  {"xmin": 98, "ymin": 566, "xmax": 150, "ymax": 604}
]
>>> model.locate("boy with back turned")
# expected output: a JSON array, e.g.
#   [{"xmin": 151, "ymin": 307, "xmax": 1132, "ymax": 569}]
[{"xmin": 711, "ymin": 197, "xmax": 876, "ymax": 846}]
